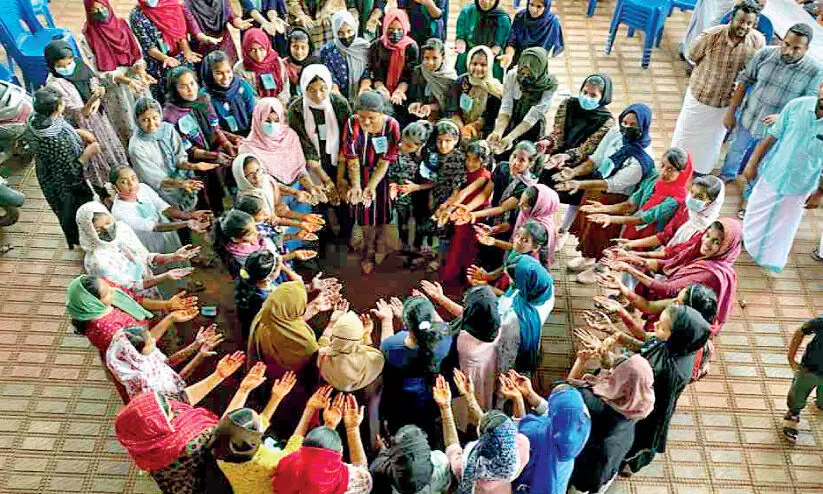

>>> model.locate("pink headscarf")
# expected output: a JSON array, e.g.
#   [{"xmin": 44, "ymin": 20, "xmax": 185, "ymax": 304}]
[
  {"xmin": 380, "ymin": 9, "xmax": 415, "ymax": 92},
  {"xmin": 513, "ymin": 184, "xmax": 559, "ymax": 265},
  {"xmin": 239, "ymin": 98, "xmax": 307, "ymax": 185},
  {"xmin": 589, "ymin": 354, "xmax": 655, "ymax": 420}
]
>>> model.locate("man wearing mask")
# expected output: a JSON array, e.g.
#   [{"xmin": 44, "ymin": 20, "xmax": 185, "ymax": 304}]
[
  {"xmin": 720, "ymin": 22, "xmax": 823, "ymax": 201},
  {"xmin": 670, "ymin": 0, "xmax": 764, "ymax": 177}
]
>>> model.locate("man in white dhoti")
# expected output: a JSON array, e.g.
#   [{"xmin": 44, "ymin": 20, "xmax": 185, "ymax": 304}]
[
  {"xmin": 742, "ymin": 84, "xmax": 823, "ymax": 272},
  {"xmin": 681, "ymin": 0, "xmax": 736, "ymax": 61},
  {"xmin": 671, "ymin": 1, "xmax": 764, "ymax": 175}
]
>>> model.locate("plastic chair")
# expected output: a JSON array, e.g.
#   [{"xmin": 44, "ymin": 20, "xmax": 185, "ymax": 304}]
[
  {"xmin": 604, "ymin": 0, "xmax": 670, "ymax": 68},
  {"xmin": 587, "ymin": 0, "xmax": 599, "ymax": 17},
  {"xmin": 0, "ymin": 0, "xmax": 78, "ymax": 90},
  {"xmin": 0, "ymin": 62, "xmax": 20, "ymax": 85},
  {"xmin": 669, "ymin": 0, "xmax": 697, "ymax": 14},
  {"xmin": 30, "ymin": 0, "xmax": 57, "ymax": 29}
]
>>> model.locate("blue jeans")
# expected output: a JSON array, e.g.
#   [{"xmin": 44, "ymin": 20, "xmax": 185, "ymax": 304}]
[{"xmin": 720, "ymin": 125, "xmax": 757, "ymax": 181}]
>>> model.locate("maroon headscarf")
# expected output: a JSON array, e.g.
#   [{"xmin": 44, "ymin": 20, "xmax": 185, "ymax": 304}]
[
  {"xmin": 137, "ymin": 0, "xmax": 188, "ymax": 50},
  {"xmin": 82, "ymin": 0, "xmax": 142, "ymax": 72},
  {"xmin": 241, "ymin": 28, "xmax": 285, "ymax": 98}
]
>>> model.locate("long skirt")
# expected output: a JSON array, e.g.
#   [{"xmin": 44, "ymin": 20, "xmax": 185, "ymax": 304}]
[
  {"xmin": 743, "ymin": 178, "xmax": 808, "ymax": 271},
  {"xmin": 151, "ymin": 432, "xmax": 214, "ymax": 494},
  {"xmin": 670, "ymin": 89, "xmax": 728, "ymax": 175},
  {"xmin": 82, "ymin": 109, "xmax": 131, "ymax": 189},
  {"xmin": 571, "ymin": 192, "xmax": 626, "ymax": 259}
]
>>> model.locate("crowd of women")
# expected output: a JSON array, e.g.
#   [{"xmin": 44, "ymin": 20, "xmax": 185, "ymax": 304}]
[{"xmin": 16, "ymin": 0, "xmax": 768, "ymax": 491}]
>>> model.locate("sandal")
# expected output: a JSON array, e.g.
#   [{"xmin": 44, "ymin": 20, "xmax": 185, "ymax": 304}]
[
  {"xmin": 783, "ymin": 414, "xmax": 799, "ymax": 443},
  {"xmin": 737, "ymin": 208, "xmax": 745, "ymax": 220},
  {"xmin": 567, "ymin": 257, "xmax": 595, "ymax": 273},
  {"xmin": 573, "ymin": 267, "xmax": 598, "ymax": 284},
  {"xmin": 812, "ymin": 250, "xmax": 823, "ymax": 263},
  {"xmin": 0, "ymin": 244, "xmax": 13, "ymax": 255},
  {"xmin": 555, "ymin": 231, "xmax": 570, "ymax": 252}
]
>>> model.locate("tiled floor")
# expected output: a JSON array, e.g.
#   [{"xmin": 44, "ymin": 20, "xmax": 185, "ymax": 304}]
[{"xmin": 1, "ymin": 0, "xmax": 822, "ymax": 492}]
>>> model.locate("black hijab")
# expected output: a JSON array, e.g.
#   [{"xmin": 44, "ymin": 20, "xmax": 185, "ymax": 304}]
[
  {"xmin": 450, "ymin": 286, "xmax": 500, "ymax": 342},
  {"xmin": 44, "ymin": 40, "xmax": 94, "ymax": 103},
  {"xmin": 563, "ymin": 73, "xmax": 613, "ymax": 150},
  {"xmin": 371, "ymin": 425, "xmax": 434, "ymax": 494},
  {"xmin": 165, "ymin": 66, "xmax": 215, "ymax": 143}
]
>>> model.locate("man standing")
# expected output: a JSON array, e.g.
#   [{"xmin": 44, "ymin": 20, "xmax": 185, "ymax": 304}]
[
  {"xmin": 720, "ymin": 23, "xmax": 823, "ymax": 186},
  {"xmin": 742, "ymin": 83, "xmax": 823, "ymax": 273},
  {"xmin": 670, "ymin": 0, "xmax": 763, "ymax": 175}
]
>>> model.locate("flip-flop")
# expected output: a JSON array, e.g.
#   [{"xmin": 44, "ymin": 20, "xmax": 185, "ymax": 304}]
[
  {"xmin": 0, "ymin": 244, "xmax": 13, "ymax": 254},
  {"xmin": 737, "ymin": 208, "xmax": 745, "ymax": 220},
  {"xmin": 812, "ymin": 250, "xmax": 823, "ymax": 263}
]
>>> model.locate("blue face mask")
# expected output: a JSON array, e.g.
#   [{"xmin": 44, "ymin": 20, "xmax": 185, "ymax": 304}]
[
  {"xmin": 685, "ymin": 194, "xmax": 707, "ymax": 212},
  {"xmin": 262, "ymin": 121, "xmax": 280, "ymax": 136},
  {"xmin": 388, "ymin": 31, "xmax": 404, "ymax": 43},
  {"xmin": 55, "ymin": 61, "xmax": 77, "ymax": 77},
  {"xmin": 579, "ymin": 93, "xmax": 600, "ymax": 111}
]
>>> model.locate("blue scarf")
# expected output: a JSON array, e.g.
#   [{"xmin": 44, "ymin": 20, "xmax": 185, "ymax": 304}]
[
  {"xmin": 459, "ymin": 411, "xmax": 519, "ymax": 493},
  {"xmin": 200, "ymin": 55, "xmax": 252, "ymax": 132},
  {"xmin": 606, "ymin": 103, "xmax": 655, "ymax": 178},
  {"xmin": 505, "ymin": 255, "xmax": 553, "ymax": 372},
  {"xmin": 515, "ymin": 385, "xmax": 591, "ymax": 494},
  {"xmin": 511, "ymin": 0, "xmax": 564, "ymax": 57}
]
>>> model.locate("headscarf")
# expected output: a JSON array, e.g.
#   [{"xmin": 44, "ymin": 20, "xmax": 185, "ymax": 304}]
[
  {"xmin": 590, "ymin": 354, "xmax": 656, "ymax": 420},
  {"xmin": 668, "ymin": 177, "xmax": 726, "ymax": 246},
  {"xmin": 473, "ymin": 0, "xmax": 510, "ymax": 46},
  {"xmin": 272, "ymin": 445, "xmax": 349, "ymax": 494},
  {"xmin": 464, "ymin": 46, "xmax": 503, "ymax": 124},
  {"xmin": 44, "ymin": 40, "xmax": 94, "ymax": 103},
  {"xmin": 248, "ymin": 281, "xmax": 318, "ymax": 371},
  {"xmin": 82, "ymin": 0, "xmax": 142, "ymax": 72},
  {"xmin": 165, "ymin": 67, "xmax": 216, "ymax": 144},
  {"xmin": 201, "ymin": 50, "xmax": 244, "ymax": 109},
  {"xmin": 451, "ymin": 286, "xmax": 500, "ymax": 342},
  {"xmin": 663, "ymin": 218, "xmax": 742, "ymax": 329},
  {"xmin": 318, "ymin": 311, "xmax": 385, "ymax": 392},
  {"xmin": 637, "ymin": 152, "xmax": 693, "ymax": 213},
  {"xmin": 419, "ymin": 39, "xmax": 458, "ymax": 107},
  {"xmin": 380, "ymin": 9, "xmax": 415, "ymax": 92},
  {"xmin": 371, "ymin": 425, "xmax": 435, "ymax": 494},
  {"xmin": 459, "ymin": 411, "xmax": 520, "ymax": 493},
  {"xmin": 665, "ymin": 305, "xmax": 712, "ymax": 357},
  {"xmin": 75, "ymin": 201, "xmax": 152, "ymax": 279},
  {"xmin": 512, "ymin": 0, "xmax": 564, "ymax": 57},
  {"xmin": 563, "ymin": 74, "xmax": 613, "ymax": 150},
  {"xmin": 513, "ymin": 184, "xmax": 559, "ymax": 265},
  {"xmin": 402, "ymin": 296, "xmax": 449, "ymax": 373},
  {"xmin": 515, "ymin": 385, "xmax": 590, "ymax": 494},
  {"xmin": 331, "ymin": 11, "xmax": 370, "ymax": 93},
  {"xmin": 105, "ymin": 331, "xmax": 186, "ymax": 397},
  {"xmin": 136, "ymin": 0, "xmax": 188, "ymax": 50},
  {"xmin": 604, "ymin": 103, "xmax": 655, "ymax": 178},
  {"xmin": 115, "ymin": 392, "xmax": 219, "ymax": 472},
  {"xmin": 207, "ymin": 408, "xmax": 263, "ymax": 463},
  {"xmin": 185, "ymin": 0, "xmax": 228, "ymax": 35},
  {"xmin": 239, "ymin": 98, "xmax": 307, "ymax": 184},
  {"xmin": 300, "ymin": 65, "xmax": 341, "ymax": 168},
  {"xmin": 28, "ymin": 88, "xmax": 84, "ymax": 153},
  {"xmin": 284, "ymin": 28, "xmax": 320, "ymax": 85},
  {"xmin": 504, "ymin": 255, "xmax": 553, "ymax": 371},
  {"xmin": 232, "ymin": 153, "xmax": 281, "ymax": 214},
  {"xmin": 515, "ymin": 47, "xmax": 557, "ymax": 107},
  {"xmin": 65, "ymin": 274, "xmax": 153, "ymax": 322},
  {"xmin": 241, "ymin": 28, "xmax": 285, "ymax": 98}
]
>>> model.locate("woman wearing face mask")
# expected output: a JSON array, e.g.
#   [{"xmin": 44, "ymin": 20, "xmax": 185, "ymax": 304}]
[
  {"xmin": 185, "ymin": 0, "xmax": 251, "ymax": 64},
  {"xmin": 44, "ymin": 40, "xmax": 130, "ymax": 190},
  {"xmin": 552, "ymin": 103, "xmax": 653, "ymax": 261},
  {"xmin": 81, "ymin": 0, "xmax": 153, "ymax": 146},
  {"xmin": 283, "ymin": 28, "xmax": 323, "ymax": 98},
  {"xmin": 454, "ymin": 0, "xmax": 512, "ymax": 80},
  {"xmin": 407, "ymin": 38, "xmax": 458, "ymax": 124},
  {"xmin": 24, "ymin": 87, "xmax": 97, "ymax": 249},
  {"xmin": 500, "ymin": 0, "xmax": 564, "ymax": 70},
  {"xmin": 235, "ymin": 28, "xmax": 291, "ymax": 104},
  {"xmin": 75, "ymin": 201, "xmax": 199, "ymax": 297},
  {"xmin": 489, "ymin": 47, "xmax": 557, "ymax": 155},
  {"xmin": 361, "ymin": 10, "xmax": 420, "ymax": 110},
  {"xmin": 320, "ymin": 11, "xmax": 371, "ymax": 100},
  {"xmin": 445, "ymin": 46, "xmax": 503, "ymax": 141},
  {"xmin": 201, "ymin": 50, "xmax": 257, "ymax": 136},
  {"xmin": 163, "ymin": 67, "xmax": 239, "ymax": 213},
  {"xmin": 129, "ymin": 0, "xmax": 208, "ymax": 102},
  {"xmin": 341, "ymin": 91, "xmax": 402, "ymax": 274}
]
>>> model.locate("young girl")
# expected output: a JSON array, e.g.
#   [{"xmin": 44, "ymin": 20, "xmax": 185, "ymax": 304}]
[
  {"xmin": 407, "ymin": 38, "xmax": 457, "ymax": 124},
  {"xmin": 468, "ymin": 219, "xmax": 549, "ymax": 293},
  {"xmin": 445, "ymin": 46, "xmax": 503, "ymax": 141},
  {"xmin": 234, "ymin": 250, "xmax": 298, "ymax": 340},
  {"xmin": 200, "ymin": 50, "xmax": 257, "ymax": 136},
  {"xmin": 282, "ymin": 28, "xmax": 322, "ymax": 99},
  {"xmin": 235, "ymin": 28, "xmax": 291, "ymax": 104}
]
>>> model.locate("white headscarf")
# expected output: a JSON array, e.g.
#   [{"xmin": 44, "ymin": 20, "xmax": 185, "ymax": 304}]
[
  {"xmin": 668, "ymin": 180, "xmax": 726, "ymax": 246},
  {"xmin": 300, "ymin": 65, "xmax": 341, "ymax": 169},
  {"xmin": 231, "ymin": 153, "xmax": 281, "ymax": 215},
  {"xmin": 331, "ymin": 11, "xmax": 369, "ymax": 93},
  {"xmin": 419, "ymin": 41, "xmax": 458, "ymax": 108}
]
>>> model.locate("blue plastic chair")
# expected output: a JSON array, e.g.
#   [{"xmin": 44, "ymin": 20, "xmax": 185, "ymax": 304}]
[
  {"xmin": 0, "ymin": 62, "xmax": 20, "ymax": 85},
  {"xmin": 0, "ymin": 0, "xmax": 78, "ymax": 90},
  {"xmin": 587, "ymin": 0, "xmax": 599, "ymax": 17},
  {"xmin": 604, "ymin": 0, "xmax": 670, "ymax": 68},
  {"xmin": 30, "ymin": 0, "xmax": 57, "ymax": 29},
  {"xmin": 669, "ymin": 0, "xmax": 697, "ymax": 14}
]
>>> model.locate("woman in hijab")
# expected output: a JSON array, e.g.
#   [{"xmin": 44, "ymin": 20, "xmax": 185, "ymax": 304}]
[
  {"xmin": 444, "ymin": 46, "xmax": 503, "ymax": 140},
  {"xmin": 362, "ymin": 10, "xmax": 420, "ymax": 112},
  {"xmin": 370, "ymin": 424, "xmax": 452, "ymax": 494},
  {"xmin": 283, "ymin": 28, "xmax": 323, "ymax": 98},
  {"xmin": 81, "ymin": 0, "xmax": 152, "ymax": 145},
  {"xmin": 114, "ymin": 356, "xmax": 247, "ymax": 494},
  {"xmin": 454, "ymin": 0, "xmax": 512, "ymax": 79},
  {"xmin": 24, "ymin": 87, "xmax": 97, "ymax": 249},
  {"xmin": 552, "ymin": 103, "xmax": 654, "ymax": 267},
  {"xmin": 201, "ymin": 50, "xmax": 257, "ymax": 136},
  {"xmin": 235, "ymin": 28, "xmax": 291, "ymax": 104},
  {"xmin": 565, "ymin": 355, "xmax": 655, "ymax": 493},
  {"xmin": 44, "ymin": 39, "xmax": 130, "ymax": 190},
  {"xmin": 75, "ymin": 201, "xmax": 198, "ymax": 297},
  {"xmin": 129, "ymin": 0, "xmax": 205, "ymax": 102},
  {"xmin": 511, "ymin": 183, "xmax": 559, "ymax": 267},
  {"xmin": 621, "ymin": 305, "xmax": 710, "ymax": 475},
  {"xmin": 489, "ymin": 47, "xmax": 557, "ymax": 154},
  {"xmin": 185, "ymin": 0, "xmax": 250, "ymax": 64},
  {"xmin": 234, "ymin": 250, "xmax": 279, "ymax": 340},
  {"xmin": 497, "ymin": 254, "xmax": 554, "ymax": 374},
  {"xmin": 163, "ymin": 66, "xmax": 238, "ymax": 213},
  {"xmin": 407, "ymin": 38, "xmax": 458, "ymax": 124},
  {"xmin": 320, "ymin": 11, "xmax": 371, "ymax": 100},
  {"xmin": 318, "ymin": 311, "xmax": 384, "ymax": 392},
  {"xmin": 501, "ymin": 0, "xmax": 564, "ymax": 69}
]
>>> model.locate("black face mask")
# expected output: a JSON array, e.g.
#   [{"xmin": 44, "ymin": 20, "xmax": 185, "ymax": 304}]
[
  {"xmin": 92, "ymin": 8, "xmax": 109, "ymax": 22},
  {"xmin": 97, "ymin": 224, "xmax": 117, "ymax": 242},
  {"xmin": 339, "ymin": 36, "xmax": 355, "ymax": 47},
  {"xmin": 621, "ymin": 125, "xmax": 643, "ymax": 142}
]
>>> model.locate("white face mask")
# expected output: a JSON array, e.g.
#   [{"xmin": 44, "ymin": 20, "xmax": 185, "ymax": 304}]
[
  {"xmin": 262, "ymin": 121, "xmax": 280, "ymax": 136},
  {"xmin": 145, "ymin": 0, "xmax": 160, "ymax": 7},
  {"xmin": 55, "ymin": 60, "xmax": 77, "ymax": 77}
]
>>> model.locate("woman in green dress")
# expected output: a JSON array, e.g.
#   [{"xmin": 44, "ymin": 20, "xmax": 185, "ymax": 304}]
[{"xmin": 454, "ymin": 0, "xmax": 511, "ymax": 80}]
